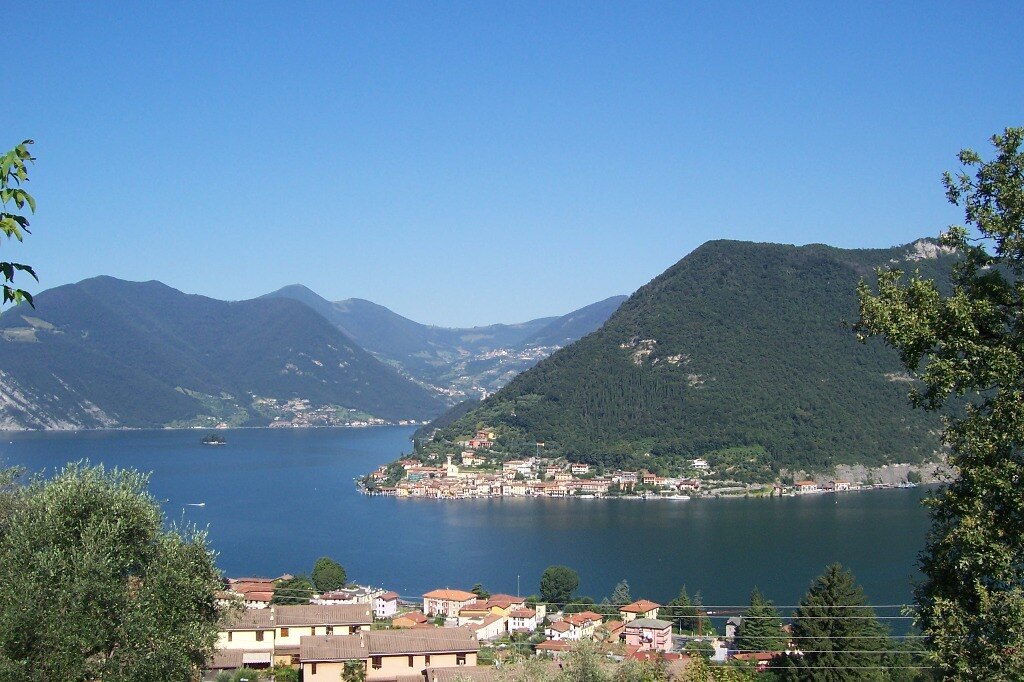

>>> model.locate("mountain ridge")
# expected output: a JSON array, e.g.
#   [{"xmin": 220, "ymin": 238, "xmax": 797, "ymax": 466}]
[
  {"xmin": 262, "ymin": 287, "xmax": 626, "ymax": 401},
  {"xmin": 422, "ymin": 238, "xmax": 955, "ymax": 476},
  {"xmin": 0, "ymin": 277, "xmax": 447, "ymax": 429}
]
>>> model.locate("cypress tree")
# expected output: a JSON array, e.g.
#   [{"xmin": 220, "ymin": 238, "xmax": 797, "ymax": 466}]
[
  {"xmin": 771, "ymin": 563, "xmax": 887, "ymax": 681},
  {"xmin": 735, "ymin": 587, "xmax": 786, "ymax": 652}
]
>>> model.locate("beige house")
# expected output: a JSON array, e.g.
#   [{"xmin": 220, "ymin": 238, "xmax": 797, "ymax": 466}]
[
  {"xmin": 423, "ymin": 589, "xmax": 478, "ymax": 617},
  {"xmin": 272, "ymin": 604, "xmax": 373, "ymax": 666},
  {"xmin": 215, "ymin": 609, "xmax": 275, "ymax": 670},
  {"xmin": 299, "ymin": 627, "xmax": 479, "ymax": 681}
]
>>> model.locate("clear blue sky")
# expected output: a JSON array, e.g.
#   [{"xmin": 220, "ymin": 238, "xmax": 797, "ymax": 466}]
[{"xmin": 8, "ymin": 2, "xmax": 1022, "ymax": 326}]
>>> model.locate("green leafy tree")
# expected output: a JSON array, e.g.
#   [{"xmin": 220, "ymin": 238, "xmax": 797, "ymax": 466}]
[
  {"xmin": 540, "ymin": 565, "xmax": 580, "ymax": 607},
  {"xmin": 558, "ymin": 640, "xmax": 610, "ymax": 682},
  {"xmin": 857, "ymin": 127, "xmax": 1024, "ymax": 679},
  {"xmin": 342, "ymin": 660, "xmax": 367, "ymax": 681},
  {"xmin": 734, "ymin": 588, "xmax": 786, "ymax": 653},
  {"xmin": 610, "ymin": 579, "xmax": 632, "ymax": 606},
  {"xmin": 311, "ymin": 556, "xmax": 347, "ymax": 592},
  {"xmin": 0, "ymin": 463, "xmax": 221, "ymax": 682},
  {"xmin": 770, "ymin": 563, "xmax": 887, "ymax": 681},
  {"xmin": 271, "ymin": 574, "xmax": 314, "ymax": 605},
  {"xmin": 564, "ymin": 595, "xmax": 597, "ymax": 615},
  {"xmin": 0, "ymin": 140, "xmax": 38, "ymax": 307},
  {"xmin": 472, "ymin": 582, "xmax": 491, "ymax": 600},
  {"xmin": 270, "ymin": 663, "xmax": 299, "ymax": 682}
]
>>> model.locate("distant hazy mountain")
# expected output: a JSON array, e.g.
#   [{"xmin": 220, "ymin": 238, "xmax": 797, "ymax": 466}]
[
  {"xmin": 428, "ymin": 239, "xmax": 956, "ymax": 474},
  {"xmin": 263, "ymin": 286, "xmax": 625, "ymax": 400},
  {"xmin": 0, "ymin": 277, "xmax": 446, "ymax": 429},
  {"xmin": 519, "ymin": 296, "xmax": 628, "ymax": 348}
]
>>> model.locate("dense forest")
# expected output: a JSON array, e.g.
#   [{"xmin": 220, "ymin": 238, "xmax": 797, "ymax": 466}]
[{"xmin": 431, "ymin": 239, "xmax": 956, "ymax": 474}]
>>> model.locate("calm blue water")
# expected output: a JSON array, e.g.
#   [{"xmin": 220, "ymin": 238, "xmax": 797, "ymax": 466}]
[{"xmin": 0, "ymin": 426, "xmax": 931, "ymax": 625}]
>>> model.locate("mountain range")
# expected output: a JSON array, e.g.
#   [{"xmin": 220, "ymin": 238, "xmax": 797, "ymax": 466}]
[
  {"xmin": 262, "ymin": 285, "xmax": 627, "ymax": 400},
  {"xmin": 424, "ymin": 239, "xmax": 956, "ymax": 475},
  {"xmin": 0, "ymin": 278, "xmax": 622, "ymax": 430}
]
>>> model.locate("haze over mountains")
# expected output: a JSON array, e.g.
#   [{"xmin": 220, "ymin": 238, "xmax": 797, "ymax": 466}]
[
  {"xmin": 263, "ymin": 285, "xmax": 627, "ymax": 400},
  {"xmin": 0, "ymin": 278, "xmax": 623, "ymax": 430},
  {"xmin": 427, "ymin": 239, "xmax": 956, "ymax": 475}
]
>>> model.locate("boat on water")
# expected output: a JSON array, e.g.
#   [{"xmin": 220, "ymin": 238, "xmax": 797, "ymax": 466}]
[{"xmin": 200, "ymin": 433, "xmax": 227, "ymax": 446}]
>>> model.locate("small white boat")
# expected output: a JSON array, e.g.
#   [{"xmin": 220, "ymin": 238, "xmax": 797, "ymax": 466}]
[{"xmin": 186, "ymin": 502, "xmax": 206, "ymax": 507}]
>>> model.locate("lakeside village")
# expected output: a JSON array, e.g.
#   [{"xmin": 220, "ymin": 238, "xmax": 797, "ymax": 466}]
[
  {"xmin": 360, "ymin": 430, "xmax": 920, "ymax": 500},
  {"xmin": 211, "ymin": 576, "xmax": 782, "ymax": 681}
]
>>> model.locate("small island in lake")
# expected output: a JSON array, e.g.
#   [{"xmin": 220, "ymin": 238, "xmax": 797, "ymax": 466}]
[{"xmin": 200, "ymin": 433, "xmax": 227, "ymax": 446}]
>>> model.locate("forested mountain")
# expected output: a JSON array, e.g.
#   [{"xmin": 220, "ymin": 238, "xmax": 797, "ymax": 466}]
[
  {"xmin": 263, "ymin": 286, "xmax": 625, "ymax": 401},
  {"xmin": 431, "ymin": 239, "xmax": 956, "ymax": 474},
  {"xmin": 0, "ymin": 277, "xmax": 446, "ymax": 429}
]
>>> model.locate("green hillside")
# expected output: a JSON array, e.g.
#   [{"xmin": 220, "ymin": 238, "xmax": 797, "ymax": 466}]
[
  {"xmin": 430, "ymin": 239, "xmax": 955, "ymax": 474},
  {"xmin": 0, "ymin": 277, "xmax": 446, "ymax": 429}
]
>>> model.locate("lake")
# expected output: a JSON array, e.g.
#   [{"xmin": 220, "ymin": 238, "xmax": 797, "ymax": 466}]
[{"xmin": 0, "ymin": 426, "xmax": 931, "ymax": 628}]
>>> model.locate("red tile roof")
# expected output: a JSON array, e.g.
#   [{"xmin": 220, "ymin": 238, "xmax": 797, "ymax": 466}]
[
  {"xmin": 620, "ymin": 599, "xmax": 661, "ymax": 613},
  {"xmin": 423, "ymin": 589, "xmax": 477, "ymax": 601}
]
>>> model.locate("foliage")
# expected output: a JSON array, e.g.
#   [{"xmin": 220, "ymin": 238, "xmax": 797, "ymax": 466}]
[
  {"xmin": 270, "ymin": 664, "xmax": 300, "ymax": 682},
  {"xmin": 770, "ymin": 563, "xmax": 887, "ymax": 681},
  {"xmin": 271, "ymin": 575, "xmax": 314, "ymax": 605},
  {"xmin": 667, "ymin": 585, "xmax": 698, "ymax": 632},
  {"xmin": 613, "ymin": 655, "xmax": 669, "ymax": 681},
  {"xmin": 684, "ymin": 639, "xmax": 714, "ymax": 661},
  {"xmin": 342, "ymin": 660, "xmax": 367, "ymax": 681},
  {"xmin": 856, "ymin": 127, "xmax": 1024, "ymax": 679},
  {"xmin": 678, "ymin": 656, "xmax": 758, "ymax": 682},
  {"xmin": 611, "ymin": 579, "xmax": 632, "ymax": 606},
  {"xmin": 540, "ymin": 565, "xmax": 580, "ymax": 606},
  {"xmin": 431, "ymin": 239, "xmax": 952, "ymax": 478},
  {"xmin": 558, "ymin": 640, "xmax": 610, "ymax": 682},
  {"xmin": 472, "ymin": 583, "xmax": 492, "ymax": 600},
  {"xmin": 0, "ymin": 463, "xmax": 221, "ymax": 682},
  {"xmin": 215, "ymin": 668, "xmax": 264, "ymax": 682},
  {"xmin": 311, "ymin": 556, "xmax": 347, "ymax": 592},
  {"xmin": 0, "ymin": 140, "xmax": 38, "ymax": 307},
  {"xmin": 734, "ymin": 588, "xmax": 786, "ymax": 653}
]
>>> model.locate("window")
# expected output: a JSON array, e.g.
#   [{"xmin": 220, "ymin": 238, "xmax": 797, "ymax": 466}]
[
  {"xmin": 311, "ymin": 663, "xmax": 317, "ymax": 675},
  {"xmin": 408, "ymin": 655, "xmax": 414, "ymax": 667},
  {"xmin": 457, "ymin": 653, "xmax": 467, "ymax": 665},
  {"xmin": 256, "ymin": 631, "xmax": 264, "ymax": 642},
  {"xmin": 326, "ymin": 625, "xmax": 334, "ymax": 635},
  {"xmin": 280, "ymin": 627, "xmax": 289, "ymax": 637},
  {"xmin": 425, "ymin": 655, "xmax": 431, "ymax": 665},
  {"xmin": 372, "ymin": 656, "xmax": 382, "ymax": 670},
  {"xmin": 311, "ymin": 627, "xmax": 316, "ymax": 635},
  {"xmin": 227, "ymin": 632, "xmax": 233, "ymax": 642}
]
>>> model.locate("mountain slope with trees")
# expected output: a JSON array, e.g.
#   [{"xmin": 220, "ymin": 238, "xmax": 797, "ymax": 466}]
[
  {"xmin": 0, "ymin": 277, "xmax": 446, "ymax": 429},
  {"xmin": 263, "ymin": 286, "xmax": 625, "ymax": 401},
  {"xmin": 431, "ymin": 239, "xmax": 955, "ymax": 474}
]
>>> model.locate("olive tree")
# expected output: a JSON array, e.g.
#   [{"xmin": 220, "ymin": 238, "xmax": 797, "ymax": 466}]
[
  {"xmin": 857, "ymin": 127, "xmax": 1024, "ymax": 679},
  {"xmin": 0, "ymin": 463, "xmax": 222, "ymax": 682}
]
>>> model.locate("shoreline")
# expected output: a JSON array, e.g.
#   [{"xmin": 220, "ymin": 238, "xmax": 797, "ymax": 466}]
[
  {"xmin": 358, "ymin": 480, "xmax": 941, "ymax": 502},
  {"xmin": 0, "ymin": 422, "xmax": 421, "ymax": 435}
]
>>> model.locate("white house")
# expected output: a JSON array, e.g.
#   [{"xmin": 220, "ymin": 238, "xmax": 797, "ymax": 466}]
[{"xmin": 375, "ymin": 591, "xmax": 399, "ymax": 619}]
